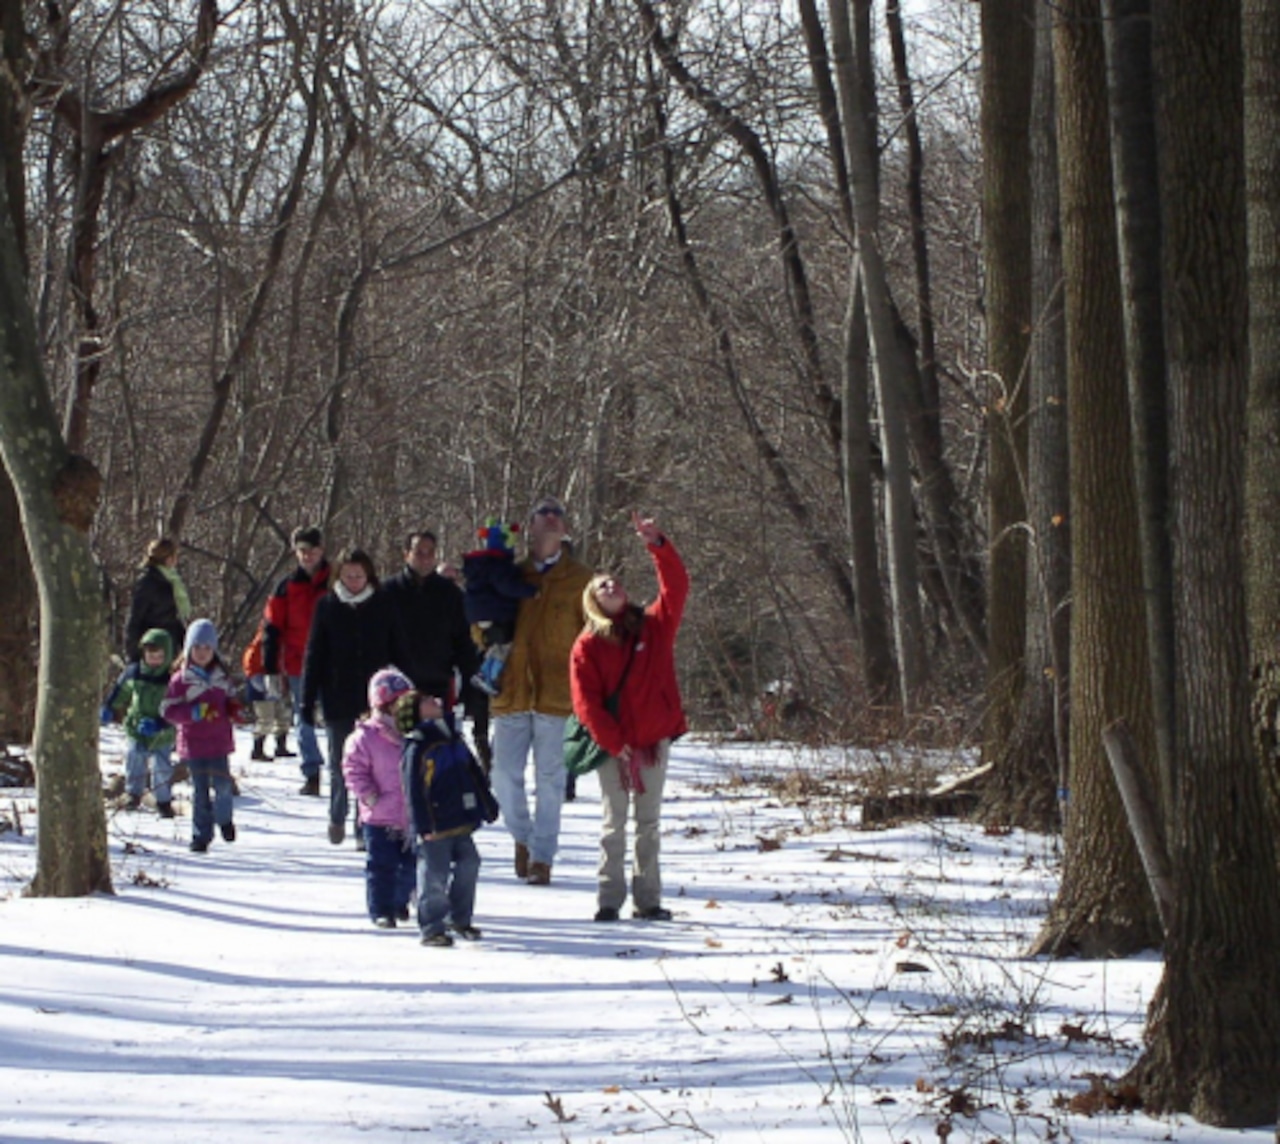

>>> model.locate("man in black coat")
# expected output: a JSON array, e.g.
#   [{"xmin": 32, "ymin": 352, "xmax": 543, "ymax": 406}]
[{"xmin": 382, "ymin": 530, "xmax": 480, "ymax": 705}]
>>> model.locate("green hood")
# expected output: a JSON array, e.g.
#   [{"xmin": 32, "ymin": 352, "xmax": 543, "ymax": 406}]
[{"xmin": 139, "ymin": 627, "xmax": 175, "ymax": 668}]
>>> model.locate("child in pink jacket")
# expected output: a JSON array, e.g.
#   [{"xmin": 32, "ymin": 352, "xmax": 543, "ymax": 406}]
[{"xmin": 343, "ymin": 667, "xmax": 417, "ymax": 928}]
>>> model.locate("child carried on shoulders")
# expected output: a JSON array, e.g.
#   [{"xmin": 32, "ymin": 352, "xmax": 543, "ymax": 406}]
[{"xmin": 462, "ymin": 517, "xmax": 537, "ymax": 697}]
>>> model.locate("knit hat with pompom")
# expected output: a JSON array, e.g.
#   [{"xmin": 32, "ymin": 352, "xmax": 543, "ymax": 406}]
[{"xmin": 368, "ymin": 667, "xmax": 414, "ymax": 711}]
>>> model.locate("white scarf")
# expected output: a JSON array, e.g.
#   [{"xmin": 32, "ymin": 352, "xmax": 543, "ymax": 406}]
[{"xmin": 334, "ymin": 581, "xmax": 374, "ymax": 606}]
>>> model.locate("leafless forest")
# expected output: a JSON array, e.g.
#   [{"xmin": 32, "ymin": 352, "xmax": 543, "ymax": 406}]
[{"xmin": 21, "ymin": 0, "xmax": 986, "ymax": 737}]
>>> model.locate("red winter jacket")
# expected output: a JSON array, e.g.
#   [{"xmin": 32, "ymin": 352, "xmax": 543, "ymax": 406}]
[
  {"xmin": 570, "ymin": 538, "xmax": 689, "ymax": 757},
  {"xmin": 263, "ymin": 562, "xmax": 330, "ymax": 677}
]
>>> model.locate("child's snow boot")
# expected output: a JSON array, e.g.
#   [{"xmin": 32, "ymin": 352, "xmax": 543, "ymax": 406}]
[
  {"xmin": 156, "ymin": 801, "xmax": 175, "ymax": 819},
  {"xmin": 274, "ymin": 734, "xmax": 297, "ymax": 759},
  {"xmin": 251, "ymin": 736, "xmax": 270, "ymax": 761}
]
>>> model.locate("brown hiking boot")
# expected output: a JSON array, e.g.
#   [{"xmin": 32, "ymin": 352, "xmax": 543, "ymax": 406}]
[
  {"xmin": 526, "ymin": 862, "xmax": 552, "ymax": 886},
  {"xmin": 514, "ymin": 841, "xmax": 530, "ymax": 880},
  {"xmin": 299, "ymin": 774, "xmax": 321, "ymax": 797}
]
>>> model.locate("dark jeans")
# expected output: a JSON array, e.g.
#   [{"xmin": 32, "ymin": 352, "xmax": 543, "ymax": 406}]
[
  {"xmin": 188, "ymin": 756, "xmax": 233, "ymax": 845},
  {"xmin": 416, "ymin": 832, "xmax": 481, "ymax": 936},
  {"xmin": 325, "ymin": 719, "xmax": 357, "ymax": 830},
  {"xmin": 363, "ymin": 824, "xmax": 417, "ymax": 921}
]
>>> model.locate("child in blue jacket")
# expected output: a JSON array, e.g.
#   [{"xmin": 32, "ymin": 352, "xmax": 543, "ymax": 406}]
[
  {"xmin": 462, "ymin": 517, "xmax": 537, "ymax": 696},
  {"xmin": 101, "ymin": 628, "xmax": 178, "ymax": 816},
  {"xmin": 397, "ymin": 691, "xmax": 499, "ymax": 947}
]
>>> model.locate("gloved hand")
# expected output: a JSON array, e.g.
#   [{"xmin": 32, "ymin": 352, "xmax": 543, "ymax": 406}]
[
  {"xmin": 263, "ymin": 675, "xmax": 283, "ymax": 699},
  {"xmin": 193, "ymin": 702, "xmax": 220, "ymax": 722},
  {"xmin": 99, "ymin": 704, "xmax": 115, "ymax": 726},
  {"xmin": 362, "ymin": 792, "xmax": 380, "ymax": 810},
  {"xmin": 137, "ymin": 716, "xmax": 164, "ymax": 738}
]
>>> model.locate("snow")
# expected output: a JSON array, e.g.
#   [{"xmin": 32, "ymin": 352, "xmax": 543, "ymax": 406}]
[{"xmin": 0, "ymin": 729, "xmax": 1268, "ymax": 1144}]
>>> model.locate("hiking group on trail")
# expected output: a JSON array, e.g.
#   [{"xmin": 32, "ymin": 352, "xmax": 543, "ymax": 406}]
[{"xmin": 102, "ymin": 499, "xmax": 689, "ymax": 945}]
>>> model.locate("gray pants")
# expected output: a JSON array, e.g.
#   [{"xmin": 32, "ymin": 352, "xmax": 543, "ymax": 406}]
[{"xmin": 596, "ymin": 739, "xmax": 669, "ymax": 913}]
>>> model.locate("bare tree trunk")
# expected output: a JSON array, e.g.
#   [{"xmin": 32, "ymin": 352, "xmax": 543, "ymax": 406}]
[
  {"xmin": 828, "ymin": 0, "xmax": 926, "ymax": 707},
  {"xmin": 1132, "ymin": 0, "xmax": 1280, "ymax": 1122},
  {"xmin": 0, "ymin": 0, "xmax": 37, "ymax": 745},
  {"xmin": 1243, "ymin": 0, "xmax": 1280, "ymax": 822},
  {"xmin": 1101, "ymin": 0, "xmax": 1177, "ymax": 831},
  {"xmin": 979, "ymin": 0, "xmax": 1033, "ymax": 777},
  {"xmin": 982, "ymin": 0, "xmax": 1066, "ymax": 830},
  {"xmin": 1028, "ymin": 0, "xmax": 1160, "ymax": 958},
  {"xmin": 0, "ymin": 144, "xmax": 110, "ymax": 897}
]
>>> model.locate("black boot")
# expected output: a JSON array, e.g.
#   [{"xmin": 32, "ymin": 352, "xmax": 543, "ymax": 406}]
[
  {"xmin": 251, "ymin": 736, "xmax": 270, "ymax": 761},
  {"xmin": 275, "ymin": 734, "xmax": 297, "ymax": 759}
]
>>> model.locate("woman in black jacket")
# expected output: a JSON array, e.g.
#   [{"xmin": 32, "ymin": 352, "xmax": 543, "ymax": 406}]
[
  {"xmin": 123, "ymin": 538, "xmax": 190, "ymax": 662},
  {"xmin": 301, "ymin": 547, "xmax": 397, "ymax": 845}
]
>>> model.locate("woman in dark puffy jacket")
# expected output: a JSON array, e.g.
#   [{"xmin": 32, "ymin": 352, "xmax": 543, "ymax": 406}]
[
  {"xmin": 123, "ymin": 538, "xmax": 190, "ymax": 663},
  {"xmin": 301, "ymin": 547, "xmax": 396, "ymax": 846}
]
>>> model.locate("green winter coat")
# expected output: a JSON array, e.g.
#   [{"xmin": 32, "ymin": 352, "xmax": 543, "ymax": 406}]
[{"xmin": 107, "ymin": 628, "xmax": 177, "ymax": 750}]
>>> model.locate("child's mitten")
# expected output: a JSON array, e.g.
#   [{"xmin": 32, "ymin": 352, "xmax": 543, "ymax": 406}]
[{"xmin": 137, "ymin": 716, "xmax": 164, "ymax": 738}]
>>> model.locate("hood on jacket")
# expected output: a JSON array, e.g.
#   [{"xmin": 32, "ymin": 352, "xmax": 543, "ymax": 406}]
[{"xmin": 138, "ymin": 627, "xmax": 175, "ymax": 668}]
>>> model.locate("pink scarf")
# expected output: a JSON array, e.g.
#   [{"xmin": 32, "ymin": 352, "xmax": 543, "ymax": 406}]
[{"xmin": 621, "ymin": 745, "xmax": 656, "ymax": 794}]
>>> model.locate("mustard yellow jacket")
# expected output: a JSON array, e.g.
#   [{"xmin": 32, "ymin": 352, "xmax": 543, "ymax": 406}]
[{"xmin": 491, "ymin": 553, "xmax": 592, "ymax": 718}]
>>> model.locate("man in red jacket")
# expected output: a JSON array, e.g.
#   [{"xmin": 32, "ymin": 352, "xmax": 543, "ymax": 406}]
[{"xmin": 263, "ymin": 525, "xmax": 330, "ymax": 795}]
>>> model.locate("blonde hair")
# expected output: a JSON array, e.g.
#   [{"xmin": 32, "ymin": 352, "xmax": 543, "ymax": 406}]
[
  {"xmin": 582, "ymin": 574, "xmax": 616, "ymax": 638},
  {"xmin": 582, "ymin": 574, "xmax": 644, "ymax": 642}
]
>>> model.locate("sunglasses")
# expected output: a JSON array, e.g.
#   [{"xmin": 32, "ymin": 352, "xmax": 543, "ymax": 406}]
[{"xmin": 534, "ymin": 505, "xmax": 565, "ymax": 518}]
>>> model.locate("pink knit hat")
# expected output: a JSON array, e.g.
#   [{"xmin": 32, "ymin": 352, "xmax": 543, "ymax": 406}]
[{"xmin": 368, "ymin": 667, "xmax": 413, "ymax": 711}]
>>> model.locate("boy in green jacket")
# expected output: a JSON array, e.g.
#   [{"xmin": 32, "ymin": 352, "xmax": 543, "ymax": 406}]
[{"xmin": 102, "ymin": 628, "xmax": 178, "ymax": 816}]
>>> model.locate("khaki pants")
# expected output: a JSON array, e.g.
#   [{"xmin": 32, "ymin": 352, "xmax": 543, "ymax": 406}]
[{"xmin": 596, "ymin": 739, "xmax": 669, "ymax": 913}]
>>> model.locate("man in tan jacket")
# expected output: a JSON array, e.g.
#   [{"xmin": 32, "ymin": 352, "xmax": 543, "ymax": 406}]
[{"xmin": 490, "ymin": 495, "xmax": 592, "ymax": 885}]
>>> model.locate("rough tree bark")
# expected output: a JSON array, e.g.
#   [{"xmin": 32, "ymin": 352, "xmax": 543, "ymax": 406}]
[
  {"xmin": 1130, "ymin": 0, "xmax": 1280, "ymax": 1123},
  {"xmin": 1028, "ymin": 0, "xmax": 1160, "ymax": 957}
]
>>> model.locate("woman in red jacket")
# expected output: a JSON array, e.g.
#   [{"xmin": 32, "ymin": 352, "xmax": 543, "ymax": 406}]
[{"xmin": 570, "ymin": 512, "xmax": 689, "ymax": 923}]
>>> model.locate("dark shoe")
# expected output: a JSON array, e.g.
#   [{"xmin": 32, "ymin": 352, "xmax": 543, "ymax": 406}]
[
  {"xmin": 514, "ymin": 842, "xmax": 530, "ymax": 880},
  {"xmin": 220, "ymin": 822, "xmax": 236, "ymax": 843},
  {"xmin": 526, "ymin": 862, "xmax": 552, "ymax": 886},
  {"xmin": 299, "ymin": 775, "xmax": 321, "ymax": 797},
  {"xmin": 633, "ymin": 905, "xmax": 673, "ymax": 921},
  {"xmin": 275, "ymin": 735, "xmax": 297, "ymax": 758},
  {"xmin": 189, "ymin": 838, "xmax": 209, "ymax": 853},
  {"xmin": 594, "ymin": 907, "xmax": 620, "ymax": 922},
  {"xmin": 421, "ymin": 931, "xmax": 454, "ymax": 947},
  {"xmin": 451, "ymin": 923, "xmax": 482, "ymax": 941},
  {"xmin": 373, "ymin": 916, "xmax": 396, "ymax": 929},
  {"xmin": 124, "ymin": 793, "xmax": 142, "ymax": 811},
  {"xmin": 156, "ymin": 801, "xmax": 175, "ymax": 819},
  {"xmin": 250, "ymin": 737, "xmax": 270, "ymax": 762},
  {"xmin": 397, "ymin": 905, "xmax": 411, "ymax": 922},
  {"xmin": 328, "ymin": 821, "xmax": 345, "ymax": 845}
]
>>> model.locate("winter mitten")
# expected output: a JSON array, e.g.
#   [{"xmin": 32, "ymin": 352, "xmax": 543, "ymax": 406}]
[{"xmin": 137, "ymin": 716, "xmax": 163, "ymax": 738}]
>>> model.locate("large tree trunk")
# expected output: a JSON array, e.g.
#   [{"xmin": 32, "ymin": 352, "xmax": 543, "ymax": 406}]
[
  {"xmin": 979, "ymin": 0, "xmax": 1033, "ymax": 783},
  {"xmin": 1028, "ymin": 0, "xmax": 1160, "ymax": 958},
  {"xmin": 982, "ymin": 0, "xmax": 1068, "ymax": 829},
  {"xmin": 1131, "ymin": 0, "xmax": 1280, "ymax": 1123},
  {"xmin": 1244, "ymin": 0, "xmax": 1280, "ymax": 820},
  {"xmin": 0, "ymin": 148, "xmax": 111, "ymax": 897},
  {"xmin": 1101, "ymin": 0, "xmax": 1177, "ymax": 830}
]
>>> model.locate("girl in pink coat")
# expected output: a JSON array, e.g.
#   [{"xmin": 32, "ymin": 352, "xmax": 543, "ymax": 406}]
[{"xmin": 342, "ymin": 667, "xmax": 417, "ymax": 927}]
